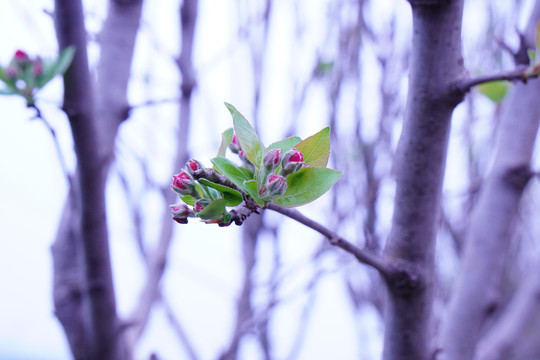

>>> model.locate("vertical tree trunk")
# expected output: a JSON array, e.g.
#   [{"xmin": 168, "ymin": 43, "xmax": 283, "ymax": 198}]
[
  {"xmin": 53, "ymin": 0, "xmax": 143, "ymax": 358},
  {"xmin": 439, "ymin": 2, "xmax": 540, "ymax": 359},
  {"xmin": 382, "ymin": 1, "xmax": 465, "ymax": 359},
  {"xmin": 54, "ymin": 0, "xmax": 122, "ymax": 358}
]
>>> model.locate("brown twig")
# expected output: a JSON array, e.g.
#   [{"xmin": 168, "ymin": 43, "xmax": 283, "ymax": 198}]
[
  {"xmin": 266, "ymin": 203, "xmax": 390, "ymax": 276},
  {"xmin": 456, "ymin": 67, "xmax": 536, "ymax": 94}
]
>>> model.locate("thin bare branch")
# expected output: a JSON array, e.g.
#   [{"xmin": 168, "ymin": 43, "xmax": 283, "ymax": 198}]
[
  {"xmin": 456, "ymin": 67, "xmax": 535, "ymax": 94},
  {"xmin": 266, "ymin": 203, "xmax": 390, "ymax": 276}
]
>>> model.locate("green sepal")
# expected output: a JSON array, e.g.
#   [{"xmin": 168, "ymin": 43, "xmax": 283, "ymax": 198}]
[
  {"xmin": 224, "ymin": 102, "xmax": 263, "ymax": 168},
  {"xmin": 273, "ymin": 167, "xmax": 342, "ymax": 207},
  {"xmin": 295, "ymin": 127, "xmax": 331, "ymax": 168},
  {"xmin": 198, "ymin": 178, "xmax": 243, "ymax": 206},
  {"xmin": 197, "ymin": 199, "xmax": 228, "ymax": 220}
]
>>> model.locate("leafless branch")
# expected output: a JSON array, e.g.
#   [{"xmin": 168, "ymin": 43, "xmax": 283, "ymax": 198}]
[
  {"xmin": 266, "ymin": 203, "xmax": 390, "ymax": 276},
  {"xmin": 456, "ymin": 67, "xmax": 535, "ymax": 94}
]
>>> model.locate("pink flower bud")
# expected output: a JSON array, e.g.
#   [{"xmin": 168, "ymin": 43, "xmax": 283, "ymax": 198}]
[
  {"xmin": 259, "ymin": 174, "xmax": 287, "ymax": 198},
  {"xmin": 229, "ymin": 134, "xmax": 241, "ymax": 154},
  {"xmin": 14, "ymin": 50, "xmax": 29, "ymax": 63},
  {"xmin": 263, "ymin": 148, "xmax": 282, "ymax": 171},
  {"xmin": 32, "ymin": 58, "xmax": 43, "ymax": 76},
  {"xmin": 171, "ymin": 203, "xmax": 191, "ymax": 224},
  {"xmin": 194, "ymin": 198, "xmax": 211, "ymax": 213},
  {"xmin": 5, "ymin": 65, "xmax": 19, "ymax": 79},
  {"xmin": 171, "ymin": 171, "xmax": 196, "ymax": 196},
  {"xmin": 281, "ymin": 148, "xmax": 305, "ymax": 176},
  {"xmin": 186, "ymin": 159, "xmax": 204, "ymax": 176}
]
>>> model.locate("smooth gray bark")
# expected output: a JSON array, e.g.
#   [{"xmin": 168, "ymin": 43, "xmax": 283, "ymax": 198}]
[
  {"xmin": 440, "ymin": 2, "xmax": 540, "ymax": 358},
  {"xmin": 54, "ymin": 0, "xmax": 122, "ymax": 358},
  {"xmin": 53, "ymin": 0, "xmax": 143, "ymax": 358},
  {"xmin": 382, "ymin": 1, "xmax": 465, "ymax": 359}
]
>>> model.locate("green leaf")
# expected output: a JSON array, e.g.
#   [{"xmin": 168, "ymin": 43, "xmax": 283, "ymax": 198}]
[
  {"xmin": 296, "ymin": 127, "xmax": 331, "ymax": 168},
  {"xmin": 180, "ymin": 195, "xmax": 197, "ymax": 206},
  {"xmin": 217, "ymin": 128, "xmax": 234, "ymax": 157},
  {"xmin": 36, "ymin": 46, "xmax": 76, "ymax": 88},
  {"xmin": 316, "ymin": 61, "xmax": 334, "ymax": 76},
  {"xmin": 273, "ymin": 167, "xmax": 342, "ymax": 207},
  {"xmin": 211, "ymin": 157, "xmax": 252, "ymax": 192},
  {"xmin": 225, "ymin": 102, "xmax": 263, "ymax": 167},
  {"xmin": 528, "ymin": 49, "xmax": 536, "ymax": 64},
  {"xmin": 536, "ymin": 21, "xmax": 540, "ymax": 49},
  {"xmin": 243, "ymin": 179, "xmax": 264, "ymax": 206},
  {"xmin": 266, "ymin": 136, "xmax": 301, "ymax": 153},
  {"xmin": 197, "ymin": 199, "xmax": 227, "ymax": 220},
  {"xmin": 198, "ymin": 178, "xmax": 243, "ymax": 206},
  {"xmin": 478, "ymin": 81, "xmax": 509, "ymax": 103}
]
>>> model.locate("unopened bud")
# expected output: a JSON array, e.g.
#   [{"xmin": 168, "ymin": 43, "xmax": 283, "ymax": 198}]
[
  {"xmin": 5, "ymin": 65, "xmax": 19, "ymax": 79},
  {"xmin": 194, "ymin": 198, "xmax": 211, "ymax": 213},
  {"xmin": 32, "ymin": 57, "xmax": 43, "ymax": 77},
  {"xmin": 229, "ymin": 134, "xmax": 241, "ymax": 154},
  {"xmin": 259, "ymin": 174, "xmax": 287, "ymax": 198},
  {"xmin": 186, "ymin": 159, "xmax": 204, "ymax": 176},
  {"xmin": 263, "ymin": 148, "xmax": 282, "ymax": 172},
  {"xmin": 13, "ymin": 50, "xmax": 29, "ymax": 64},
  {"xmin": 171, "ymin": 171, "xmax": 196, "ymax": 196},
  {"xmin": 171, "ymin": 203, "xmax": 191, "ymax": 224},
  {"xmin": 281, "ymin": 148, "xmax": 305, "ymax": 176}
]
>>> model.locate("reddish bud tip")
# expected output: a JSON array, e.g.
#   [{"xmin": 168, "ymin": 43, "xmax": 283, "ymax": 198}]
[
  {"xmin": 263, "ymin": 148, "xmax": 282, "ymax": 171},
  {"xmin": 186, "ymin": 159, "xmax": 204, "ymax": 176},
  {"xmin": 281, "ymin": 148, "xmax": 305, "ymax": 176},
  {"xmin": 32, "ymin": 58, "xmax": 43, "ymax": 76},
  {"xmin": 14, "ymin": 50, "xmax": 29, "ymax": 62},
  {"xmin": 194, "ymin": 198, "xmax": 211, "ymax": 213},
  {"xmin": 229, "ymin": 134, "xmax": 241, "ymax": 154},
  {"xmin": 171, "ymin": 171, "xmax": 196, "ymax": 196},
  {"xmin": 171, "ymin": 203, "xmax": 191, "ymax": 224},
  {"xmin": 260, "ymin": 174, "xmax": 287, "ymax": 198}
]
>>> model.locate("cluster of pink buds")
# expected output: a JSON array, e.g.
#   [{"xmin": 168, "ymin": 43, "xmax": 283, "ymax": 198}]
[{"xmin": 6, "ymin": 50, "xmax": 43, "ymax": 80}]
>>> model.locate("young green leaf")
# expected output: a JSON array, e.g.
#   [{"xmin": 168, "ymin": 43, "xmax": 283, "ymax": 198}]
[
  {"xmin": 198, "ymin": 178, "xmax": 243, "ymax": 206},
  {"xmin": 224, "ymin": 102, "xmax": 263, "ymax": 167},
  {"xmin": 212, "ymin": 157, "xmax": 252, "ymax": 192},
  {"xmin": 536, "ymin": 21, "xmax": 540, "ymax": 49},
  {"xmin": 180, "ymin": 195, "xmax": 197, "ymax": 206},
  {"xmin": 217, "ymin": 128, "xmax": 234, "ymax": 157},
  {"xmin": 197, "ymin": 199, "xmax": 228, "ymax": 220},
  {"xmin": 478, "ymin": 81, "xmax": 509, "ymax": 103},
  {"xmin": 36, "ymin": 47, "xmax": 76, "ymax": 89},
  {"xmin": 295, "ymin": 127, "xmax": 331, "ymax": 168},
  {"xmin": 273, "ymin": 167, "xmax": 342, "ymax": 207},
  {"xmin": 529, "ymin": 49, "xmax": 537, "ymax": 64},
  {"xmin": 266, "ymin": 136, "xmax": 301, "ymax": 153}
]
